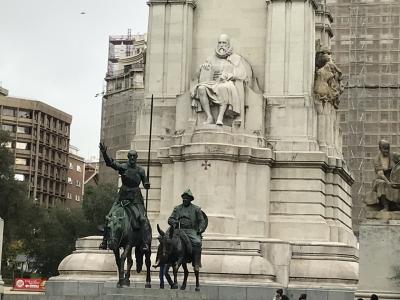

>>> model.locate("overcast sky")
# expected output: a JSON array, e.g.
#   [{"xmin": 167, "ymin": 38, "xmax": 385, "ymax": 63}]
[{"xmin": 0, "ymin": 0, "xmax": 148, "ymax": 160}]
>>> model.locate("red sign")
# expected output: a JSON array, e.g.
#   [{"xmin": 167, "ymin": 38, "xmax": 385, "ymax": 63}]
[{"xmin": 13, "ymin": 278, "xmax": 46, "ymax": 292}]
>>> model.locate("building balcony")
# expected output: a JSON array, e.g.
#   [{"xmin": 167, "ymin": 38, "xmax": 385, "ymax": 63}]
[
  {"xmin": 15, "ymin": 149, "xmax": 31, "ymax": 156},
  {"xmin": 14, "ymin": 165, "xmax": 30, "ymax": 172}
]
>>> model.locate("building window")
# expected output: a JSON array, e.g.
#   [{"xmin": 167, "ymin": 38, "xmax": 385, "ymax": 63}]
[
  {"xmin": 1, "ymin": 124, "xmax": 14, "ymax": 132},
  {"xmin": 17, "ymin": 110, "xmax": 32, "ymax": 119},
  {"xmin": 77, "ymin": 165, "xmax": 81, "ymax": 172},
  {"xmin": 76, "ymin": 180, "xmax": 81, "ymax": 187},
  {"xmin": 68, "ymin": 177, "xmax": 72, "ymax": 184},
  {"xmin": 15, "ymin": 142, "xmax": 29, "ymax": 150},
  {"xmin": 67, "ymin": 193, "xmax": 72, "ymax": 199},
  {"xmin": 15, "ymin": 158, "xmax": 28, "ymax": 165},
  {"xmin": 14, "ymin": 174, "xmax": 25, "ymax": 181},
  {"xmin": 16, "ymin": 126, "xmax": 31, "ymax": 134},
  {"xmin": 2, "ymin": 107, "xmax": 15, "ymax": 117},
  {"xmin": 75, "ymin": 195, "xmax": 80, "ymax": 202},
  {"xmin": 69, "ymin": 162, "xmax": 73, "ymax": 169}
]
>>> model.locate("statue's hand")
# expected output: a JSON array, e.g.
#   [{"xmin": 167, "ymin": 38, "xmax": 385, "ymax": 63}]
[
  {"xmin": 144, "ymin": 183, "xmax": 151, "ymax": 190},
  {"xmin": 221, "ymin": 72, "xmax": 233, "ymax": 81},
  {"xmin": 99, "ymin": 142, "xmax": 107, "ymax": 153}
]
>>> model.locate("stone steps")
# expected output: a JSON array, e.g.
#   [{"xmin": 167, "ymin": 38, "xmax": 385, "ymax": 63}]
[{"xmin": 104, "ymin": 287, "xmax": 207, "ymax": 300}]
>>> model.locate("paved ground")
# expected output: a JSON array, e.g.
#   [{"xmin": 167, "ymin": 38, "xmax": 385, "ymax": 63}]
[{"xmin": 2, "ymin": 286, "xmax": 44, "ymax": 295}]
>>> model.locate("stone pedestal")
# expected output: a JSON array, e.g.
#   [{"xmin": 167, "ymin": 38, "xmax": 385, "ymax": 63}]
[
  {"xmin": 357, "ymin": 217, "xmax": 400, "ymax": 300},
  {"xmin": 0, "ymin": 218, "xmax": 4, "ymax": 294}
]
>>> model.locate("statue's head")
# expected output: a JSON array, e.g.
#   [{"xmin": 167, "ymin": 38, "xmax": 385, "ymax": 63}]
[
  {"xmin": 127, "ymin": 150, "xmax": 138, "ymax": 165},
  {"xmin": 216, "ymin": 34, "xmax": 233, "ymax": 58},
  {"xmin": 181, "ymin": 189, "xmax": 194, "ymax": 207},
  {"xmin": 379, "ymin": 139, "xmax": 390, "ymax": 157},
  {"xmin": 316, "ymin": 46, "xmax": 332, "ymax": 69}
]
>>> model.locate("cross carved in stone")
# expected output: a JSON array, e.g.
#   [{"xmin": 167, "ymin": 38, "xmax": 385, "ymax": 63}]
[{"xmin": 201, "ymin": 160, "xmax": 211, "ymax": 170}]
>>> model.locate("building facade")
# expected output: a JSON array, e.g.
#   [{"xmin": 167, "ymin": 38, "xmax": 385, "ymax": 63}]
[
  {"xmin": 0, "ymin": 94, "xmax": 72, "ymax": 208},
  {"xmin": 66, "ymin": 146, "xmax": 85, "ymax": 208},
  {"xmin": 99, "ymin": 30, "xmax": 146, "ymax": 185},
  {"xmin": 327, "ymin": 0, "xmax": 400, "ymax": 231},
  {"xmin": 84, "ymin": 161, "xmax": 99, "ymax": 188}
]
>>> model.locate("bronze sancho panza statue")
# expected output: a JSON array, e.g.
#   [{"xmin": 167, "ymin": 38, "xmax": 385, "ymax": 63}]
[{"xmin": 155, "ymin": 189, "xmax": 208, "ymax": 291}]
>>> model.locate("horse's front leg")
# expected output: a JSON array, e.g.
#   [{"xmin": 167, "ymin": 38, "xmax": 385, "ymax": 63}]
[
  {"xmin": 180, "ymin": 263, "xmax": 189, "ymax": 290},
  {"xmin": 120, "ymin": 245, "xmax": 132, "ymax": 287},
  {"xmin": 123, "ymin": 247, "xmax": 133, "ymax": 286},
  {"xmin": 113, "ymin": 249, "xmax": 123, "ymax": 288},
  {"xmin": 145, "ymin": 247, "xmax": 152, "ymax": 288}
]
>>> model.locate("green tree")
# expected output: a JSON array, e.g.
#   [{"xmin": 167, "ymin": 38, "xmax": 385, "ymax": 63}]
[
  {"xmin": 26, "ymin": 207, "xmax": 92, "ymax": 277},
  {"xmin": 0, "ymin": 130, "xmax": 95, "ymax": 279},
  {"xmin": 82, "ymin": 183, "xmax": 117, "ymax": 227},
  {"xmin": 0, "ymin": 130, "xmax": 33, "ymax": 282}
]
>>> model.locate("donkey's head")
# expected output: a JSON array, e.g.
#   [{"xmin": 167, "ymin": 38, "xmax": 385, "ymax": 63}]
[{"xmin": 156, "ymin": 224, "xmax": 177, "ymax": 264}]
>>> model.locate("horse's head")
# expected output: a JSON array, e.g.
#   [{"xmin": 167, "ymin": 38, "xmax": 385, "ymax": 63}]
[
  {"xmin": 106, "ymin": 211, "xmax": 125, "ymax": 250},
  {"xmin": 156, "ymin": 224, "xmax": 176, "ymax": 264}
]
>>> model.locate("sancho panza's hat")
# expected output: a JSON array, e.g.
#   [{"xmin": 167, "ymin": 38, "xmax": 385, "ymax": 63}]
[{"xmin": 181, "ymin": 189, "xmax": 194, "ymax": 201}]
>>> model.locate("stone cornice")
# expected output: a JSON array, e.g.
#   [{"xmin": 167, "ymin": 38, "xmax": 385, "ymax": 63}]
[
  {"xmin": 158, "ymin": 144, "xmax": 274, "ymax": 166},
  {"xmin": 315, "ymin": 23, "xmax": 333, "ymax": 38},
  {"xmin": 273, "ymin": 151, "xmax": 354, "ymax": 185},
  {"xmin": 266, "ymin": 0, "xmax": 318, "ymax": 10},
  {"xmin": 147, "ymin": 0, "xmax": 197, "ymax": 7}
]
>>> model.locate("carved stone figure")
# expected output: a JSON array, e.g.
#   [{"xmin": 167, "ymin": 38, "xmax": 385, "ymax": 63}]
[
  {"xmin": 314, "ymin": 46, "xmax": 344, "ymax": 109},
  {"xmin": 365, "ymin": 140, "xmax": 400, "ymax": 211},
  {"xmin": 191, "ymin": 34, "xmax": 255, "ymax": 126}
]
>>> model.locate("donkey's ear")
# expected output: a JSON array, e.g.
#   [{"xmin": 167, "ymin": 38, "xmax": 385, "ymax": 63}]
[
  {"xmin": 169, "ymin": 226, "xmax": 174, "ymax": 239},
  {"xmin": 157, "ymin": 224, "xmax": 165, "ymax": 237}
]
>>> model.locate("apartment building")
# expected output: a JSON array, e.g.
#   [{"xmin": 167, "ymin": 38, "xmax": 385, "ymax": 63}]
[
  {"xmin": 66, "ymin": 146, "xmax": 85, "ymax": 208},
  {"xmin": 0, "ymin": 93, "xmax": 72, "ymax": 208}
]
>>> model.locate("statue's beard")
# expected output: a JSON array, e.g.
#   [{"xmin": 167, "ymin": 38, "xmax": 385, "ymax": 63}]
[{"xmin": 216, "ymin": 46, "xmax": 233, "ymax": 58}]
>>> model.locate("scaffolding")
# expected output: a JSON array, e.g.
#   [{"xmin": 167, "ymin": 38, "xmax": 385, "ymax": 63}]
[{"xmin": 329, "ymin": 0, "xmax": 400, "ymax": 232}]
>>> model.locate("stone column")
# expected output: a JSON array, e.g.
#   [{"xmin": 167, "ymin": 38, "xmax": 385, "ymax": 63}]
[
  {"xmin": 264, "ymin": 0, "xmax": 318, "ymax": 151},
  {"xmin": 0, "ymin": 218, "xmax": 4, "ymax": 293},
  {"xmin": 134, "ymin": 0, "xmax": 197, "ymax": 140}
]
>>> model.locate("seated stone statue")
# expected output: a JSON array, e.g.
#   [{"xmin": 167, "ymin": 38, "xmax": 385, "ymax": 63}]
[
  {"xmin": 191, "ymin": 34, "xmax": 256, "ymax": 126},
  {"xmin": 365, "ymin": 140, "xmax": 400, "ymax": 211}
]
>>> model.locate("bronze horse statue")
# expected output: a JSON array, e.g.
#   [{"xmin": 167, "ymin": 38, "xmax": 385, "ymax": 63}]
[
  {"xmin": 106, "ymin": 206, "xmax": 152, "ymax": 288},
  {"xmin": 154, "ymin": 224, "xmax": 202, "ymax": 291}
]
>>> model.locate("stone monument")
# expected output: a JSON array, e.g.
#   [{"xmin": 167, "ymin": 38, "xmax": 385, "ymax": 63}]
[{"xmin": 52, "ymin": 1, "xmax": 358, "ymax": 299}]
